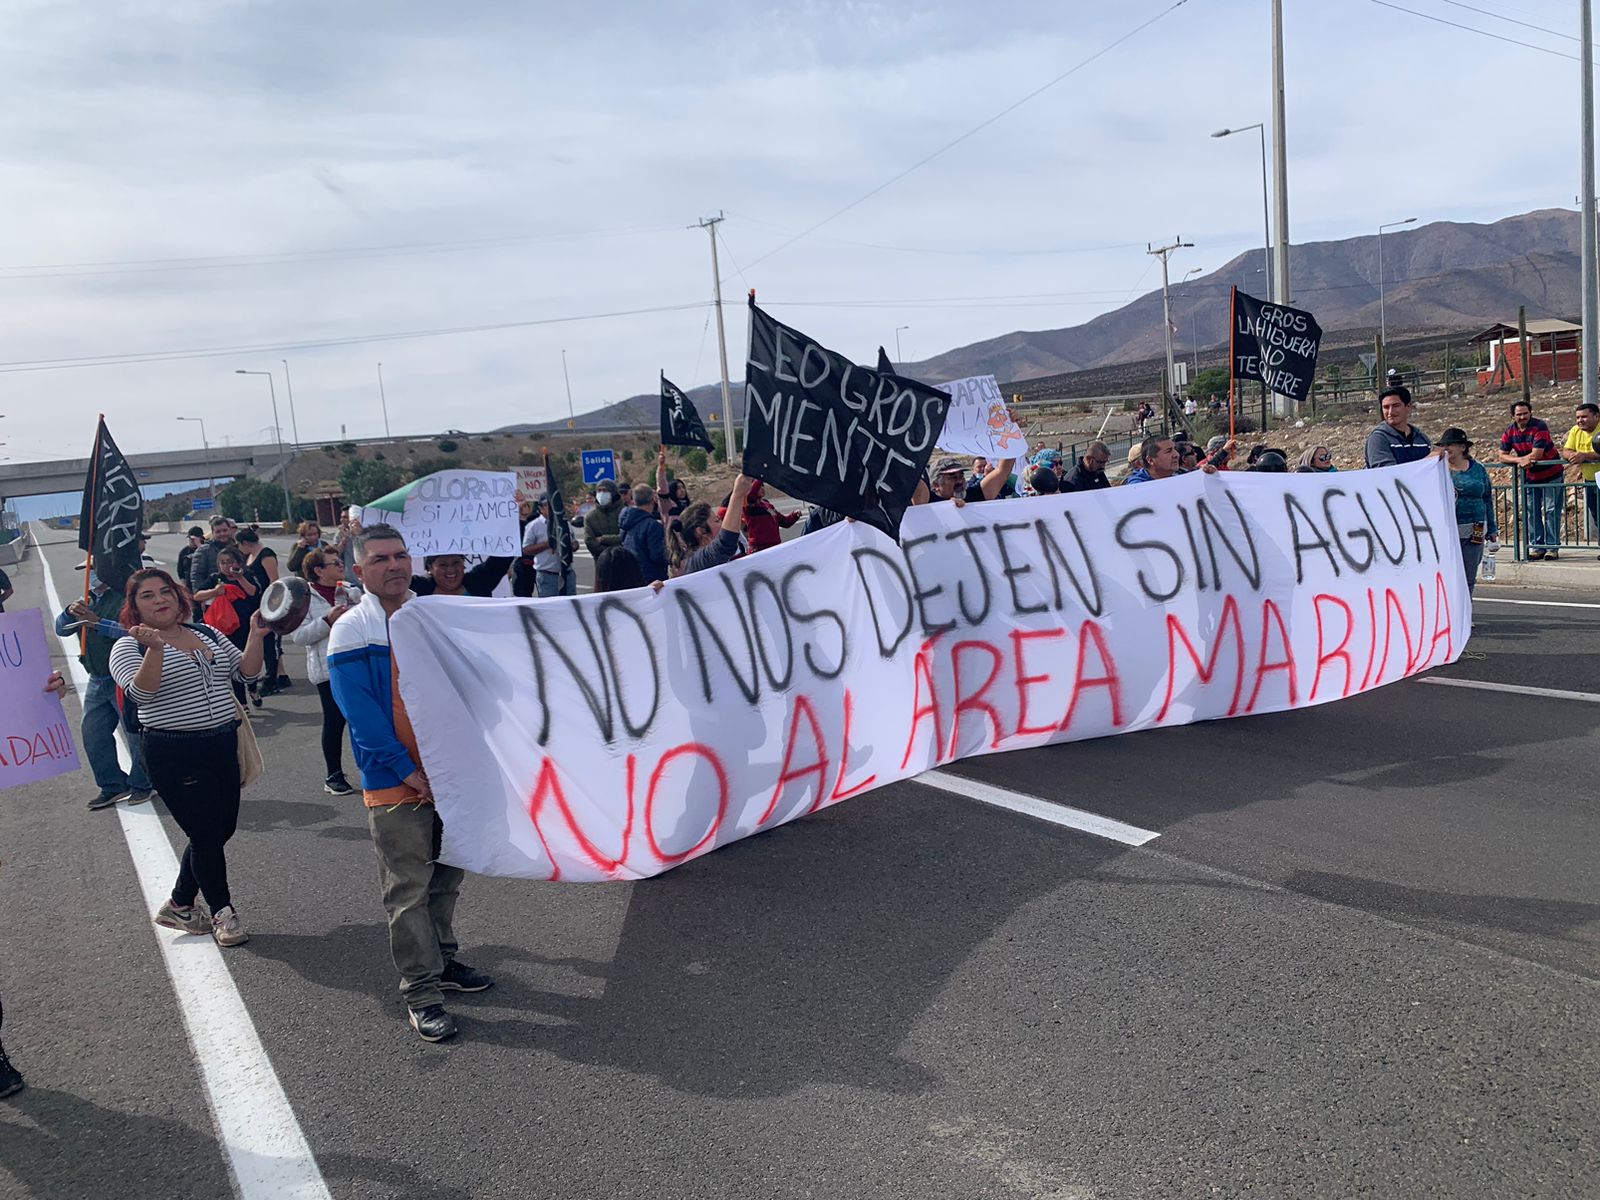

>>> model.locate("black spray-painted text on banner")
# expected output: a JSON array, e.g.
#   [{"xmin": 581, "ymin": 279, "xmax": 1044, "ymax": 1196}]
[{"xmin": 389, "ymin": 460, "xmax": 1468, "ymax": 882}]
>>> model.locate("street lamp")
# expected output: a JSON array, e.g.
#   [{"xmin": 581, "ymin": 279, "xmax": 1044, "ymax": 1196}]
[
  {"xmin": 376, "ymin": 362, "xmax": 392, "ymax": 439},
  {"xmin": 1377, "ymin": 217, "xmax": 1417, "ymax": 347},
  {"xmin": 1211, "ymin": 125, "xmax": 1273, "ymax": 297},
  {"xmin": 234, "ymin": 369, "xmax": 295, "ymax": 524},
  {"xmin": 175, "ymin": 417, "xmax": 215, "ymax": 506},
  {"xmin": 894, "ymin": 325, "xmax": 911, "ymax": 367},
  {"xmin": 281, "ymin": 359, "xmax": 301, "ymax": 447}
]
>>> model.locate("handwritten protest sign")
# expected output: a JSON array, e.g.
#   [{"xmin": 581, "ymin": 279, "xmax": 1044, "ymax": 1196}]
[
  {"xmin": 514, "ymin": 466, "xmax": 549, "ymax": 505},
  {"xmin": 359, "ymin": 470, "xmax": 519, "ymax": 557},
  {"xmin": 1, "ymin": 609, "xmax": 80, "ymax": 788},
  {"xmin": 389, "ymin": 458, "xmax": 1468, "ymax": 882},
  {"xmin": 932, "ymin": 374, "xmax": 1028, "ymax": 459},
  {"xmin": 743, "ymin": 299, "xmax": 950, "ymax": 536},
  {"xmin": 1232, "ymin": 288, "xmax": 1323, "ymax": 400}
]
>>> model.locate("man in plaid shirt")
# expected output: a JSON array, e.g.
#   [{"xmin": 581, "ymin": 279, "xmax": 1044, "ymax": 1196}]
[{"xmin": 1498, "ymin": 401, "xmax": 1565, "ymax": 560}]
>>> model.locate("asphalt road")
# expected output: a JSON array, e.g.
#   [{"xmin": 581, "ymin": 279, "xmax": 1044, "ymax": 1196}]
[{"xmin": 1, "ymin": 526, "xmax": 1597, "ymax": 1199}]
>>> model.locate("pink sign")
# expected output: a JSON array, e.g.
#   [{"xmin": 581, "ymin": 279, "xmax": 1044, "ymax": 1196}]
[{"xmin": 0, "ymin": 608, "xmax": 80, "ymax": 788}]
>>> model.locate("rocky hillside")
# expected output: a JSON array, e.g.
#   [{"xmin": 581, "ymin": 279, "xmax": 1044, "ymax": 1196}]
[{"xmin": 909, "ymin": 208, "xmax": 1584, "ymax": 383}]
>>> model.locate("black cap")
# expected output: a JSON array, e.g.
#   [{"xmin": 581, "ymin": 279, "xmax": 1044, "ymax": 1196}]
[
  {"xmin": 187, "ymin": 525, "xmax": 205, "ymax": 538},
  {"xmin": 1437, "ymin": 426, "xmax": 1472, "ymax": 448}
]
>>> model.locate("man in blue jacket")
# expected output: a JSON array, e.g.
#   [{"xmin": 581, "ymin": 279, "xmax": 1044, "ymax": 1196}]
[
  {"xmin": 328, "ymin": 522, "xmax": 494, "ymax": 1043},
  {"xmin": 619, "ymin": 484, "xmax": 669, "ymax": 583}
]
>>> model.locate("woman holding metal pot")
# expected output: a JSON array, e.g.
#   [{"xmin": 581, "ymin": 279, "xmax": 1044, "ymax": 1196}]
[
  {"xmin": 285, "ymin": 549, "xmax": 360, "ymax": 795},
  {"xmin": 109, "ymin": 567, "xmax": 266, "ymax": 947}
]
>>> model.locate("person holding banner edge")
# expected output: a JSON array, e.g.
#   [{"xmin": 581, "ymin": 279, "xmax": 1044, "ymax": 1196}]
[
  {"xmin": 0, "ymin": 669, "xmax": 70, "ymax": 1099},
  {"xmin": 329, "ymin": 523, "xmax": 494, "ymax": 1043}
]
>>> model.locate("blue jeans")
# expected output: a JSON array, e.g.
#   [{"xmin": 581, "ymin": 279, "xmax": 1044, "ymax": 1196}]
[
  {"xmin": 1524, "ymin": 481, "xmax": 1563, "ymax": 552},
  {"xmin": 535, "ymin": 569, "xmax": 576, "ymax": 598},
  {"xmin": 1459, "ymin": 538, "xmax": 1484, "ymax": 595},
  {"xmin": 82, "ymin": 674, "xmax": 151, "ymax": 796}
]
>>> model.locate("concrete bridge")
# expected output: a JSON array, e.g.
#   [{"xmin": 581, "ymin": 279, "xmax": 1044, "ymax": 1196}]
[{"xmin": 0, "ymin": 442, "xmax": 288, "ymax": 502}]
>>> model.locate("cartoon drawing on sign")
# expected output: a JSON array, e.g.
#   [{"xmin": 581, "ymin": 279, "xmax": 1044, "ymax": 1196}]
[{"xmin": 986, "ymin": 400, "xmax": 1024, "ymax": 451}]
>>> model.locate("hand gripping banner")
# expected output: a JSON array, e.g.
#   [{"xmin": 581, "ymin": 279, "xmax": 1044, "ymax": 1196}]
[{"xmin": 388, "ymin": 459, "xmax": 1469, "ymax": 882}]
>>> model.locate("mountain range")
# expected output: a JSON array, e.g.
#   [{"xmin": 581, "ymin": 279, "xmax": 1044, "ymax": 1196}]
[{"xmin": 500, "ymin": 207, "xmax": 1586, "ymax": 431}]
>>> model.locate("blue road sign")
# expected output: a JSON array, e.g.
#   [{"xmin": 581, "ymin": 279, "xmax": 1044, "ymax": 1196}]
[
  {"xmin": 192, "ymin": 497, "xmax": 216, "ymax": 511},
  {"xmin": 580, "ymin": 449, "xmax": 617, "ymax": 486}
]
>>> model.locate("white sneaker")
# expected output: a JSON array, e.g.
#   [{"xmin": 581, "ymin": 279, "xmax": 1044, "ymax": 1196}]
[
  {"xmin": 211, "ymin": 905, "xmax": 249, "ymax": 947},
  {"xmin": 154, "ymin": 899, "xmax": 210, "ymax": 936}
]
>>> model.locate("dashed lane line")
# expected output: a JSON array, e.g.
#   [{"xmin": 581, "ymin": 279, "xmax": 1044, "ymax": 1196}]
[
  {"xmin": 915, "ymin": 769, "xmax": 1160, "ymax": 846},
  {"xmin": 34, "ymin": 524, "xmax": 332, "ymax": 1200}
]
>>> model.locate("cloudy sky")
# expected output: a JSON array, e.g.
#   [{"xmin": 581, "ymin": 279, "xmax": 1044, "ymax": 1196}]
[{"xmin": 0, "ymin": 0, "xmax": 1588, "ymax": 472}]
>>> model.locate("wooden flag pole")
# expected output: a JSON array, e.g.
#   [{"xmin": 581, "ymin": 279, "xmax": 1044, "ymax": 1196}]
[{"xmin": 79, "ymin": 414, "xmax": 106, "ymax": 654}]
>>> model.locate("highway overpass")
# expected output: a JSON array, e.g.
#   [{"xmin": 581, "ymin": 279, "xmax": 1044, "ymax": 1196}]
[{"xmin": 0, "ymin": 441, "xmax": 288, "ymax": 501}]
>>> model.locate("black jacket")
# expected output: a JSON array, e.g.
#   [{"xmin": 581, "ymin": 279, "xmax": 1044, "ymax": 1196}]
[{"xmin": 1062, "ymin": 458, "xmax": 1109, "ymax": 492}]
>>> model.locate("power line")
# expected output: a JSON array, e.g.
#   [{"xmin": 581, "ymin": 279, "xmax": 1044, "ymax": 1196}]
[
  {"xmin": 1439, "ymin": 0, "xmax": 1577, "ymax": 42},
  {"xmin": 0, "ymin": 224, "xmax": 684, "ymax": 282},
  {"xmin": 1370, "ymin": 0, "xmax": 1585, "ymax": 61},
  {"xmin": 0, "ymin": 302, "xmax": 711, "ymax": 374},
  {"xmin": 725, "ymin": 212, "xmax": 1147, "ymax": 258},
  {"xmin": 739, "ymin": 0, "xmax": 1196, "ymax": 273}
]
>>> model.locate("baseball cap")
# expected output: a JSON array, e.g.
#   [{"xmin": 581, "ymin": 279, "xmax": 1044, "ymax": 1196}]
[{"xmin": 932, "ymin": 457, "xmax": 966, "ymax": 476}]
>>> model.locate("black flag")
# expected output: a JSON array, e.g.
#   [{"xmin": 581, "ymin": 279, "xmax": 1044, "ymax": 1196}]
[
  {"xmin": 1230, "ymin": 288, "xmax": 1323, "ymax": 402},
  {"xmin": 876, "ymin": 345, "xmax": 895, "ymax": 375},
  {"xmin": 660, "ymin": 372, "xmax": 713, "ymax": 451},
  {"xmin": 743, "ymin": 299, "xmax": 949, "ymax": 537},
  {"xmin": 542, "ymin": 449, "xmax": 575, "ymax": 592},
  {"xmin": 77, "ymin": 417, "xmax": 144, "ymax": 594}
]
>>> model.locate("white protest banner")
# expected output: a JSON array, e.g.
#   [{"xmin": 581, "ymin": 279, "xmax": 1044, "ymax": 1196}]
[
  {"xmin": 514, "ymin": 466, "xmax": 549, "ymax": 505},
  {"xmin": 934, "ymin": 375, "xmax": 1029, "ymax": 460},
  {"xmin": 389, "ymin": 458, "xmax": 1468, "ymax": 882},
  {"xmin": 359, "ymin": 470, "xmax": 519, "ymax": 558},
  {"xmin": 1, "ymin": 609, "xmax": 80, "ymax": 788}
]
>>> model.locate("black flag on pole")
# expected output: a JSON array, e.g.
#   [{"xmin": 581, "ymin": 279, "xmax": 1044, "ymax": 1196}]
[
  {"xmin": 77, "ymin": 417, "xmax": 145, "ymax": 594},
  {"xmin": 743, "ymin": 299, "xmax": 949, "ymax": 537},
  {"xmin": 876, "ymin": 345, "xmax": 895, "ymax": 375},
  {"xmin": 542, "ymin": 448, "xmax": 575, "ymax": 593},
  {"xmin": 1230, "ymin": 289, "xmax": 1323, "ymax": 403},
  {"xmin": 660, "ymin": 372, "xmax": 713, "ymax": 451}
]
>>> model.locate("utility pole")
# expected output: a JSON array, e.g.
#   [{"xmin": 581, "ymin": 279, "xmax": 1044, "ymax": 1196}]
[
  {"xmin": 1270, "ymin": 0, "xmax": 1295, "ymax": 417},
  {"xmin": 697, "ymin": 212, "xmax": 738, "ymax": 462},
  {"xmin": 1583, "ymin": 0, "xmax": 1598, "ymax": 411},
  {"xmin": 561, "ymin": 349, "xmax": 575, "ymax": 420},
  {"xmin": 281, "ymin": 358, "xmax": 301, "ymax": 447},
  {"xmin": 376, "ymin": 362, "xmax": 391, "ymax": 439},
  {"xmin": 1148, "ymin": 237, "xmax": 1193, "ymax": 415}
]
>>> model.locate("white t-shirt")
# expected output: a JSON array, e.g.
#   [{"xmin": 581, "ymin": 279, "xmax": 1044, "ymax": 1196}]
[{"xmin": 522, "ymin": 516, "xmax": 557, "ymax": 573}]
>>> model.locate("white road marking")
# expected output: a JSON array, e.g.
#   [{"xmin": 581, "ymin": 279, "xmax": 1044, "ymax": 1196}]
[
  {"xmin": 1475, "ymin": 596, "xmax": 1600, "ymax": 610},
  {"xmin": 1418, "ymin": 676, "xmax": 1600, "ymax": 704},
  {"xmin": 35, "ymin": 525, "xmax": 332, "ymax": 1200},
  {"xmin": 915, "ymin": 768, "xmax": 1160, "ymax": 846}
]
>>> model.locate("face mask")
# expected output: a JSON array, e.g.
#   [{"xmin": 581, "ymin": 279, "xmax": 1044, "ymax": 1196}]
[{"xmin": 596, "ymin": 491, "xmax": 614, "ymax": 506}]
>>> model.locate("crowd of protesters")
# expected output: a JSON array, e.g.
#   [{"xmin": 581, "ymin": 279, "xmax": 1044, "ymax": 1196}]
[{"xmin": 6, "ymin": 381, "xmax": 1594, "ymax": 1083}]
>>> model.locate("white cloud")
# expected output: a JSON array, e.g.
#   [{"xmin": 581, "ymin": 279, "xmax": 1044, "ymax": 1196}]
[{"xmin": 0, "ymin": 0, "xmax": 1589, "ymax": 480}]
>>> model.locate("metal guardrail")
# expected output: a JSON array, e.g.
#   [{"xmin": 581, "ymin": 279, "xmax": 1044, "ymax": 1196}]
[{"xmin": 1487, "ymin": 466, "xmax": 1599, "ymax": 562}]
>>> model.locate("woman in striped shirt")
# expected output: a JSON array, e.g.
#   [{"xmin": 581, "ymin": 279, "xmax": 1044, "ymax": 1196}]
[{"xmin": 109, "ymin": 568, "xmax": 267, "ymax": 947}]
